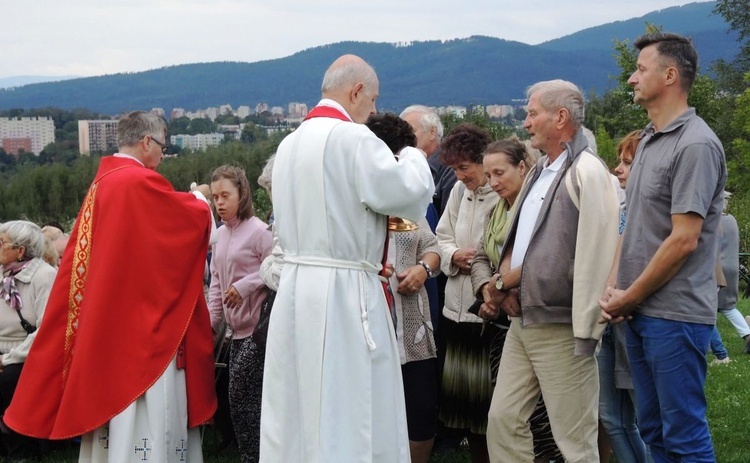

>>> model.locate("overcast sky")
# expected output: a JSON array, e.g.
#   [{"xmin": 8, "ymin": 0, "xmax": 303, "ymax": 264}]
[{"xmin": 3, "ymin": 0, "xmax": 703, "ymax": 78}]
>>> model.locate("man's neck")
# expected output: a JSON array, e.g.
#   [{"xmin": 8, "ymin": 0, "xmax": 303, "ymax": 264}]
[
  {"xmin": 117, "ymin": 147, "xmax": 144, "ymax": 165},
  {"xmin": 647, "ymin": 103, "xmax": 689, "ymax": 132}
]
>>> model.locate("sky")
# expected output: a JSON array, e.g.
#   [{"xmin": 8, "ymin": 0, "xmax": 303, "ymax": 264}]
[{"xmin": 2, "ymin": 0, "xmax": 703, "ymax": 79}]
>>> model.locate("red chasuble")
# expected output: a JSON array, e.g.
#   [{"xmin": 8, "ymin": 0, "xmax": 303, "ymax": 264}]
[{"xmin": 4, "ymin": 156, "xmax": 217, "ymax": 439}]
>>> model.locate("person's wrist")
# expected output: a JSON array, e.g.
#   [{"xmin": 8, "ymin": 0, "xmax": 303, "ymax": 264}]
[{"xmin": 418, "ymin": 260, "xmax": 434, "ymax": 278}]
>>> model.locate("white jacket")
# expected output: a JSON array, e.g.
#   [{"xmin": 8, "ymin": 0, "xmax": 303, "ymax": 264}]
[
  {"xmin": 0, "ymin": 258, "xmax": 57, "ymax": 365},
  {"xmin": 437, "ymin": 182, "xmax": 499, "ymax": 323}
]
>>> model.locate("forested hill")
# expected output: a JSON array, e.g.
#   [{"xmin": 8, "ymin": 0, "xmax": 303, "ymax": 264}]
[{"xmin": 0, "ymin": 1, "xmax": 736, "ymax": 114}]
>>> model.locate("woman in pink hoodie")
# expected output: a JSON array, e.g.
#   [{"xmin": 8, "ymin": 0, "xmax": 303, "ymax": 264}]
[{"xmin": 209, "ymin": 165, "xmax": 273, "ymax": 463}]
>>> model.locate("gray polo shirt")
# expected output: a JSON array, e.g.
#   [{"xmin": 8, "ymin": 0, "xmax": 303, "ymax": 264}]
[{"xmin": 618, "ymin": 108, "xmax": 726, "ymax": 324}]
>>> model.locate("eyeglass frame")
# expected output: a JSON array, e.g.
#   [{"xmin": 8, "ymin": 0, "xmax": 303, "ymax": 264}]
[
  {"xmin": 0, "ymin": 238, "xmax": 20, "ymax": 249},
  {"xmin": 146, "ymin": 135, "xmax": 169, "ymax": 154}
]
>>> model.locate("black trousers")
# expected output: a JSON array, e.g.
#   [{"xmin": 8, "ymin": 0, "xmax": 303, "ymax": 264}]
[{"xmin": 0, "ymin": 363, "xmax": 41, "ymax": 459}]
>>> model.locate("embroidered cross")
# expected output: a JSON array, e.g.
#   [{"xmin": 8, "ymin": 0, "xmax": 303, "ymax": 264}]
[
  {"xmin": 134, "ymin": 438, "xmax": 152, "ymax": 461},
  {"xmin": 175, "ymin": 438, "xmax": 188, "ymax": 462},
  {"xmin": 97, "ymin": 426, "xmax": 110, "ymax": 449}
]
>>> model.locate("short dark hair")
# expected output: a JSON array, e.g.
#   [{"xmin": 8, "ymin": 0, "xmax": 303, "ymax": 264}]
[
  {"xmin": 365, "ymin": 113, "xmax": 417, "ymax": 154},
  {"xmin": 210, "ymin": 165, "xmax": 255, "ymax": 221},
  {"xmin": 484, "ymin": 136, "xmax": 532, "ymax": 170},
  {"xmin": 439, "ymin": 123, "xmax": 491, "ymax": 166},
  {"xmin": 634, "ymin": 32, "xmax": 698, "ymax": 91}
]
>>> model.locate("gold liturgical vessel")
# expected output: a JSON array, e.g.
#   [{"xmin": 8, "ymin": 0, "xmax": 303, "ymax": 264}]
[{"xmin": 387, "ymin": 217, "xmax": 419, "ymax": 232}]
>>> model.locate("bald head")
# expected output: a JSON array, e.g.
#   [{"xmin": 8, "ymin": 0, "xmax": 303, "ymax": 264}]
[{"xmin": 321, "ymin": 54, "xmax": 379, "ymax": 123}]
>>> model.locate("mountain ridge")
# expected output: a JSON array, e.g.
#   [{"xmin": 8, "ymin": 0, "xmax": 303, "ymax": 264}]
[{"xmin": 0, "ymin": 1, "xmax": 736, "ymax": 114}]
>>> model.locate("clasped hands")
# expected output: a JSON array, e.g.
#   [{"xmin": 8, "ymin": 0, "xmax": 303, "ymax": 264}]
[
  {"xmin": 598, "ymin": 285, "xmax": 636, "ymax": 324},
  {"xmin": 477, "ymin": 274, "xmax": 520, "ymax": 321},
  {"xmin": 224, "ymin": 285, "xmax": 243, "ymax": 309},
  {"xmin": 395, "ymin": 264, "xmax": 427, "ymax": 295}
]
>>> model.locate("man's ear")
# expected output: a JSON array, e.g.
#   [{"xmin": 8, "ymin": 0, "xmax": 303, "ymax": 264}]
[
  {"xmin": 350, "ymin": 82, "xmax": 364, "ymax": 103},
  {"xmin": 664, "ymin": 66, "xmax": 679, "ymax": 87},
  {"xmin": 556, "ymin": 108, "xmax": 570, "ymax": 129}
]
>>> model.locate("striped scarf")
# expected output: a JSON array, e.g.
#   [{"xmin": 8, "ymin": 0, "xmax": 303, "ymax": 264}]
[{"xmin": 1, "ymin": 259, "xmax": 30, "ymax": 312}]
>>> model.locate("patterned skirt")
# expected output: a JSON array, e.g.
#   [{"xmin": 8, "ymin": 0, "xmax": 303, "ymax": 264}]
[{"xmin": 439, "ymin": 319, "xmax": 495, "ymax": 435}]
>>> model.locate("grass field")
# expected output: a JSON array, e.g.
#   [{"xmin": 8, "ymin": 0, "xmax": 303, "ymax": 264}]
[{"xmin": 32, "ymin": 298, "xmax": 750, "ymax": 462}]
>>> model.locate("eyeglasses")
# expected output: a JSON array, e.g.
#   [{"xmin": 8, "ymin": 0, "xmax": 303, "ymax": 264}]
[
  {"xmin": 147, "ymin": 136, "xmax": 169, "ymax": 154},
  {"xmin": 0, "ymin": 239, "xmax": 18, "ymax": 248}
]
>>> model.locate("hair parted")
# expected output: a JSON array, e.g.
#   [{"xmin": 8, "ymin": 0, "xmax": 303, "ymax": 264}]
[
  {"xmin": 484, "ymin": 136, "xmax": 532, "ymax": 171},
  {"xmin": 527, "ymin": 80, "xmax": 585, "ymax": 128},
  {"xmin": 365, "ymin": 113, "xmax": 417, "ymax": 154},
  {"xmin": 210, "ymin": 165, "xmax": 255, "ymax": 221},
  {"xmin": 0, "ymin": 220, "xmax": 45, "ymax": 260},
  {"xmin": 634, "ymin": 32, "xmax": 697, "ymax": 91},
  {"xmin": 439, "ymin": 123, "xmax": 491, "ymax": 166},
  {"xmin": 399, "ymin": 105, "xmax": 444, "ymax": 138},
  {"xmin": 117, "ymin": 111, "xmax": 167, "ymax": 148}
]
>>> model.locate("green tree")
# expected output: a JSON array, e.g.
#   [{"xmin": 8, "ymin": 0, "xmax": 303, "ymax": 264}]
[
  {"xmin": 241, "ymin": 123, "xmax": 267, "ymax": 144},
  {"xmin": 727, "ymin": 73, "xmax": 750, "ymax": 192},
  {"xmin": 594, "ymin": 126, "xmax": 617, "ymax": 167},
  {"xmin": 441, "ymin": 107, "xmax": 513, "ymax": 141},
  {"xmin": 714, "ymin": 0, "xmax": 750, "ymax": 88},
  {"xmin": 187, "ymin": 118, "xmax": 216, "ymax": 135},
  {"xmin": 169, "ymin": 116, "xmax": 191, "ymax": 135}
]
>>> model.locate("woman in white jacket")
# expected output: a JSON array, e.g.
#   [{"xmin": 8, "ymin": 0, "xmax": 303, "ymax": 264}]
[
  {"xmin": 0, "ymin": 220, "xmax": 56, "ymax": 460},
  {"xmin": 435, "ymin": 123, "xmax": 499, "ymax": 463}
]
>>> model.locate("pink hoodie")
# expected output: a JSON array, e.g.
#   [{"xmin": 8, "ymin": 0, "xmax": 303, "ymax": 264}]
[{"xmin": 208, "ymin": 216, "xmax": 273, "ymax": 339}]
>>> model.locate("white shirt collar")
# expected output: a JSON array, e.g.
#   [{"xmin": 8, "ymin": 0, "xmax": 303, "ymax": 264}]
[
  {"xmin": 543, "ymin": 150, "xmax": 568, "ymax": 172},
  {"xmin": 113, "ymin": 153, "xmax": 144, "ymax": 167}
]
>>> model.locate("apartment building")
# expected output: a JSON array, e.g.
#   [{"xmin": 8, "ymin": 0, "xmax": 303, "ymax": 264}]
[
  {"xmin": 78, "ymin": 120, "xmax": 119, "ymax": 155},
  {"xmin": 0, "ymin": 116, "xmax": 55, "ymax": 155}
]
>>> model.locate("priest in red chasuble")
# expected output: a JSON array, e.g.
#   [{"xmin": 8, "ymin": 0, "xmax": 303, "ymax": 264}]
[{"xmin": 4, "ymin": 111, "xmax": 217, "ymax": 462}]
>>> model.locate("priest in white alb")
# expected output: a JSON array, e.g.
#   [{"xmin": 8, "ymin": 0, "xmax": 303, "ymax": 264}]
[{"xmin": 260, "ymin": 54, "xmax": 434, "ymax": 463}]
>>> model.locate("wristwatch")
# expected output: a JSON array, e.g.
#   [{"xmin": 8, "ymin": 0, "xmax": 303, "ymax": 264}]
[
  {"xmin": 418, "ymin": 260, "xmax": 434, "ymax": 278},
  {"xmin": 495, "ymin": 274, "xmax": 504, "ymax": 291}
]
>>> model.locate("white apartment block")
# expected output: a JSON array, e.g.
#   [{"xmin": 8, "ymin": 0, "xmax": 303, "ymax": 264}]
[
  {"xmin": 78, "ymin": 120, "xmax": 119, "ymax": 155},
  {"xmin": 171, "ymin": 108, "xmax": 186, "ymax": 120},
  {"xmin": 486, "ymin": 105, "xmax": 514, "ymax": 118},
  {"xmin": 205, "ymin": 107, "xmax": 219, "ymax": 121},
  {"xmin": 0, "ymin": 116, "xmax": 55, "ymax": 155},
  {"xmin": 435, "ymin": 106, "xmax": 467, "ymax": 117},
  {"xmin": 287, "ymin": 102, "xmax": 308, "ymax": 118},
  {"xmin": 151, "ymin": 108, "xmax": 166, "ymax": 118},
  {"xmin": 236, "ymin": 106, "xmax": 252, "ymax": 119},
  {"xmin": 170, "ymin": 133, "xmax": 224, "ymax": 151},
  {"xmin": 219, "ymin": 104, "xmax": 233, "ymax": 115}
]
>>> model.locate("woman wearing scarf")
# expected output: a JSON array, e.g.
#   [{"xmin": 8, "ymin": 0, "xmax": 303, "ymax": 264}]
[
  {"xmin": 0, "ymin": 220, "xmax": 56, "ymax": 460},
  {"xmin": 471, "ymin": 138, "xmax": 562, "ymax": 463}
]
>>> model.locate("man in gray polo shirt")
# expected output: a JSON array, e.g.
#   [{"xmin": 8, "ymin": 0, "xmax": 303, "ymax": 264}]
[{"xmin": 600, "ymin": 32, "xmax": 726, "ymax": 462}]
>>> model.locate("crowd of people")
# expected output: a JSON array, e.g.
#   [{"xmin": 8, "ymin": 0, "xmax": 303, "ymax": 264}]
[{"xmin": 0, "ymin": 31, "xmax": 735, "ymax": 463}]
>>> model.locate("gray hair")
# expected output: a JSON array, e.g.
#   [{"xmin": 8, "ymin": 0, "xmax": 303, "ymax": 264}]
[
  {"xmin": 0, "ymin": 220, "xmax": 45, "ymax": 260},
  {"xmin": 723, "ymin": 190, "xmax": 732, "ymax": 212},
  {"xmin": 400, "ymin": 105, "xmax": 444, "ymax": 138},
  {"xmin": 117, "ymin": 110, "xmax": 167, "ymax": 148},
  {"xmin": 582, "ymin": 127, "xmax": 598, "ymax": 154},
  {"xmin": 321, "ymin": 60, "xmax": 378, "ymax": 95},
  {"xmin": 257, "ymin": 154, "xmax": 275, "ymax": 195},
  {"xmin": 527, "ymin": 80, "xmax": 585, "ymax": 128}
]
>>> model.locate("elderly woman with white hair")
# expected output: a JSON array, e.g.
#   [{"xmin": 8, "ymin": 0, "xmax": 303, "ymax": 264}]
[{"xmin": 0, "ymin": 220, "xmax": 56, "ymax": 459}]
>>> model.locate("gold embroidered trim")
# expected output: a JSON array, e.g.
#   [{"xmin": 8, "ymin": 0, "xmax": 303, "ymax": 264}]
[{"xmin": 63, "ymin": 183, "xmax": 97, "ymax": 383}]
